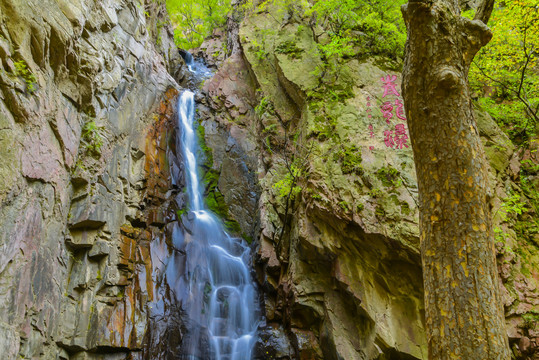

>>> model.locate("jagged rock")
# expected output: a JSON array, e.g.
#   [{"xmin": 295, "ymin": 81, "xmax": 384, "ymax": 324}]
[{"xmin": 0, "ymin": 0, "xmax": 181, "ymax": 358}]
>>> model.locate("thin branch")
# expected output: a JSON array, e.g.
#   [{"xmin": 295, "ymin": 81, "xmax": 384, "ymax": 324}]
[
  {"xmin": 473, "ymin": 0, "xmax": 495, "ymax": 24},
  {"xmin": 473, "ymin": 62, "xmax": 539, "ymax": 124},
  {"xmin": 517, "ymin": 50, "xmax": 533, "ymax": 99}
]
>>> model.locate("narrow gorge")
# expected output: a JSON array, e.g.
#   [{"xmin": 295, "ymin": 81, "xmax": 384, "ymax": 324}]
[{"xmin": 0, "ymin": 0, "xmax": 538, "ymax": 359}]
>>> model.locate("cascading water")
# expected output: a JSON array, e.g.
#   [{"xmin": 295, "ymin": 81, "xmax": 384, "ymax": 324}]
[{"xmin": 174, "ymin": 56, "xmax": 261, "ymax": 360}]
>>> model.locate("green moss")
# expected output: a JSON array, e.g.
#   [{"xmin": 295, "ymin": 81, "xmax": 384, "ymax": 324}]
[
  {"xmin": 242, "ymin": 233, "xmax": 254, "ymax": 244},
  {"xmin": 275, "ymin": 40, "xmax": 303, "ymax": 59},
  {"xmin": 522, "ymin": 312, "xmax": 539, "ymax": 330},
  {"xmin": 338, "ymin": 200, "xmax": 351, "ymax": 212},
  {"xmin": 196, "ymin": 122, "xmax": 244, "ymax": 236},
  {"xmin": 375, "ymin": 205, "xmax": 386, "ymax": 217},
  {"xmin": 376, "ymin": 166, "xmax": 401, "ymax": 188},
  {"xmin": 225, "ymin": 220, "xmax": 242, "ymax": 234},
  {"xmin": 369, "ymin": 188, "xmax": 382, "ymax": 198},
  {"xmin": 206, "ymin": 191, "xmax": 227, "ymax": 218},
  {"xmin": 400, "ymin": 201, "xmax": 411, "ymax": 215},
  {"xmin": 176, "ymin": 208, "xmax": 188, "ymax": 218},
  {"xmin": 196, "ymin": 122, "xmax": 213, "ymax": 167},
  {"xmin": 356, "ymin": 203, "xmax": 364, "ymax": 212},
  {"xmin": 13, "ymin": 59, "xmax": 37, "ymax": 93},
  {"xmin": 333, "ymin": 144, "xmax": 363, "ymax": 175}
]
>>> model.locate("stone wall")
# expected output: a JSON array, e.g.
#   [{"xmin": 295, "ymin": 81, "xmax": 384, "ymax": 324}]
[{"xmin": 0, "ymin": 0, "xmax": 182, "ymax": 358}]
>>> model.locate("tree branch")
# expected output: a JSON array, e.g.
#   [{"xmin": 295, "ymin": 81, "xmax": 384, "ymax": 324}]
[
  {"xmin": 472, "ymin": 62, "xmax": 539, "ymax": 124},
  {"xmin": 473, "ymin": 0, "xmax": 495, "ymax": 24}
]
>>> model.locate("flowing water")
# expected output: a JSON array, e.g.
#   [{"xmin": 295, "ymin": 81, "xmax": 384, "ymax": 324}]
[{"xmin": 173, "ymin": 57, "xmax": 260, "ymax": 359}]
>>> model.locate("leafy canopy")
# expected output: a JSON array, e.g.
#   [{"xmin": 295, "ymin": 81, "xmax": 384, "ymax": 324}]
[
  {"xmin": 166, "ymin": 0, "xmax": 232, "ymax": 49},
  {"xmin": 243, "ymin": 0, "xmax": 407, "ymax": 61},
  {"xmin": 305, "ymin": 0, "xmax": 406, "ymax": 60},
  {"xmin": 470, "ymin": 0, "xmax": 539, "ymax": 145}
]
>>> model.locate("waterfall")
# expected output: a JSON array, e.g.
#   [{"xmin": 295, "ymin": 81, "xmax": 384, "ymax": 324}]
[{"xmin": 174, "ymin": 58, "xmax": 260, "ymax": 360}]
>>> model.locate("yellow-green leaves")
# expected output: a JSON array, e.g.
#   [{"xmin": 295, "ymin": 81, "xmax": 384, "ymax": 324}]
[{"xmin": 166, "ymin": 0, "xmax": 232, "ymax": 49}]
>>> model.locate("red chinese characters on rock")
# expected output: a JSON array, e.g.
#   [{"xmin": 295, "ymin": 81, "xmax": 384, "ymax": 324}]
[
  {"xmin": 368, "ymin": 124, "xmax": 375, "ymax": 138},
  {"xmin": 384, "ymin": 125, "xmax": 409, "ymax": 149},
  {"xmin": 381, "ymin": 101, "xmax": 393, "ymax": 125},
  {"xmin": 394, "ymin": 123, "xmax": 409, "ymax": 149},
  {"xmin": 384, "ymin": 129, "xmax": 395, "ymax": 148},
  {"xmin": 379, "ymin": 74, "xmax": 409, "ymax": 149},
  {"xmin": 381, "ymin": 75, "xmax": 401, "ymax": 98},
  {"xmin": 394, "ymin": 99, "xmax": 406, "ymax": 121}
]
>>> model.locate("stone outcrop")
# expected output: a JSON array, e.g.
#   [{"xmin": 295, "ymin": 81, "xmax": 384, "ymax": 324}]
[{"xmin": 0, "ymin": 0, "xmax": 183, "ymax": 358}]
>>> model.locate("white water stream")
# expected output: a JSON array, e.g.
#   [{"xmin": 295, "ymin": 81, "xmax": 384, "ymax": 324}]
[{"xmin": 175, "ymin": 57, "xmax": 260, "ymax": 360}]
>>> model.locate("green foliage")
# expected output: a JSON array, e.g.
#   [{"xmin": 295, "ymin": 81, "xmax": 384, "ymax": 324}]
[
  {"xmin": 81, "ymin": 120, "xmax": 104, "ymax": 155},
  {"xmin": 250, "ymin": 38, "xmax": 268, "ymax": 62},
  {"xmin": 255, "ymin": 95, "xmax": 275, "ymax": 117},
  {"xmin": 309, "ymin": 112, "xmax": 337, "ymax": 141},
  {"xmin": 13, "ymin": 60, "xmax": 37, "ymax": 93},
  {"xmin": 470, "ymin": 0, "xmax": 539, "ymax": 145},
  {"xmin": 498, "ymin": 193, "xmax": 528, "ymax": 222},
  {"xmin": 273, "ymin": 161, "xmax": 303, "ymax": 200},
  {"xmin": 522, "ymin": 312, "xmax": 539, "ymax": 330},
  {"xmin": 305, "ymin": 0, "xmax": 406, "ymax": 60},
  {"xmin": 521, "ymin": 158, "xmax": 539, "ymax": 175},
  {"xmin": 166, "ymin": 0, "xmax": 232, "ymax": 49},
  {"xmin": 517, "ymin": 166, "xmax": 539, "ymax": 245}
]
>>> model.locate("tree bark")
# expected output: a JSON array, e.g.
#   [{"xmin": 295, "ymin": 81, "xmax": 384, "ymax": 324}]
[{"xmin": 400, "ymin": 1, "xmax": 511, "ymax": 359}]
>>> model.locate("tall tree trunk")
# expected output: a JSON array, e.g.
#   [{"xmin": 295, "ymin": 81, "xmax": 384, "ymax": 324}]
[{"xmin": 400, "ymin": 1, "xmax": 511, "ymax": 359}]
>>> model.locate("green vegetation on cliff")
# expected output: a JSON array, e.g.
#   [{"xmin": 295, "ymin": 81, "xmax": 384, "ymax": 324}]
[
  {"xmin": 166, "ymin": 0, "xmax": 232, "ymax": 49},
  {"xmin": 469, "ymin": 0, "xmax": 539, "ymax": 146}
]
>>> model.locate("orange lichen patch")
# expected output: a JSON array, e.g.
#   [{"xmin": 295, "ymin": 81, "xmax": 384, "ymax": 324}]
[
  {"xmin": 119, "ymin": 234, "xmax": 137, "ymax": 272},
  {"xmin": 144, "ymin": 88, "xmax": 178, "ymax": 208}
]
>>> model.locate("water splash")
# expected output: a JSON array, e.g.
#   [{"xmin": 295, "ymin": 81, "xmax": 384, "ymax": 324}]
[{"xmin": 174, "ymin": 57, "xmax": 260, "ymax": 359}]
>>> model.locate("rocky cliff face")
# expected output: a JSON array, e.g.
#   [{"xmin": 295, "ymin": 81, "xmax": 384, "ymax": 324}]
[
  {"xmin": 0, "ymin": 0, "xmax": 184, "ymax": 358},
  {"xmin": 195, "ymin": 3, "xmax": 539, "ymax": 359}
]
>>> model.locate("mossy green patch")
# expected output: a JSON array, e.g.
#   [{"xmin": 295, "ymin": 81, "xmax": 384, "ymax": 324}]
[
  {"xmin": 333, "ymin": 144, "xmax": 363, "ymax": 175},
  {"xmin": 275, "ymin": 40, "xmax": 303, "ymax": 59},
  {"xmin": 522, "ymin": 312, "xmax": 539, "ymax": 330},
  {"xmin": 196, "ymin": 122, "xmax": 213, "ymax": 167},
  {"xmin": 196, "ymin": 121, "xmax": 244, "ymax": 237},
  {"xmin": 376, "ymin": 166, "xmax": 401, "ymax": 188},
  {"xmin": 13, "ymin": 59, "xmax": 37, "ymax": 93}
]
